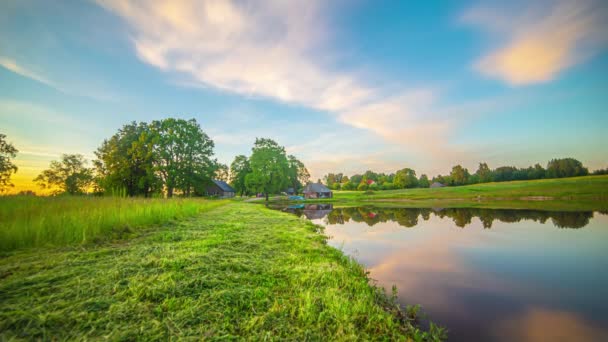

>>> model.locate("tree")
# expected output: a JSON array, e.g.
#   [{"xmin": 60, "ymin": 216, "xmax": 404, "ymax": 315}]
[
  {"xmin": 546, "ymin": 158, "xmax": 588, "ymax": 178},
  {"xmin": 149, "ymin": 118, "xmax": 215, "ymax": 197},
  {"xmin": 475, "ymin": 163, "xmax": 492, "ymax": 183},
  {"xmin": 418, "ymin": 174, "xmax": 430, "ymax": 188},
  {"xmin": 229, "ymin": 155, "xmax": 251, "ymax": 197},
  {"xmin": 0, "ymin": 134, "xmax": 18, "ymax": 192},
  {"xmin": 34, "ymin": 154, "xmax": 93, "ymax": 195},
  {"xmin": 245, "ymin": 138, "xmax": 290, "ymax": 201},
  {"xmin": 287, "ymin": 155, "xmax": 310, "ymax": 194},
  {"xmin": 357, "ymin": 182, "xmax": 368, "ymax": 191},
  {"xmin": 394, "ymin": 168, "xmax": 418, "ymax": 189},
  {"xmin": 94, "ymin": 122, "xmax": 159, "ymax": 196},
  {"xmin": 215, "ymin": 163, "xmax": 229, "ymax": 182},
  {"xmin": 450, "ymin": 165, "xmax": 470, "ymax": 185}
]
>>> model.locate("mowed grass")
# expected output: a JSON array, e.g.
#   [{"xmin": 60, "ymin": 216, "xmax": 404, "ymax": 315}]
[
  {"xmin": 0, "ymin": 196, "xmax": 227, "ymax": 252},
  {"xmin": 330, "ymin": 176, "xmax": 608, "ymax": 210},
  {"xmin": 0, "ymin": 203, "xmax": 444, "ymax": 340}
]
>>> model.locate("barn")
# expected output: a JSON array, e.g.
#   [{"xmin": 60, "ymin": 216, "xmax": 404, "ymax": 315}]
[
  {"xmin": 205, "ymin": 180, "xmax": 236, "ymax": 198},
  {"xmin": 303, "ymin": 182, "xmax": 333, "ymax": 199}
]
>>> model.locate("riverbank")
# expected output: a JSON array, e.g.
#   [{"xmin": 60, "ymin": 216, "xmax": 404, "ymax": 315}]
[
  {"xmin": 279, "ymin": 176, "xmax": 608, "ymax": 211},
  {"xmin": 0, "ymin": 202, "xmax": 445, "ymax": 340}
]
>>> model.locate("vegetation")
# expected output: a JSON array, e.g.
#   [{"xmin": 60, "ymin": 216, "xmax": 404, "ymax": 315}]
[
  {"xmin": 323, "ymin": 157, "xmax": 598, "ymax": 191},
  {"xmin": 0, "ymin": 196, "xmax": 225, "ymax": 252},
  {"xmin": 229, "ymin": 154, "xmax": 251, "ymax": 196},
  {"xmin": 95, "ymin": 119, "xmax": 218, "ymax": 197},
  {"xmin": 34, "ymin": 154, "xmax": 94, "ymax": 195},
  {"xmin": 242, "ymin": 138, "xmax": 309, "ymax": 200},
  {"xmin": 0, "ymin": 202, "xmax": 445, "ymax": 340},
  {"xmin": 0, "ymin": 133, "xmax": 18, "ymax": 192},
  {"xmin": 310, "ymin": 176, "xmax": 608, "ymax": 211}
]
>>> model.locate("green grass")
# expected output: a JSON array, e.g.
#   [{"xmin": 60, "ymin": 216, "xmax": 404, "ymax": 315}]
[
  {"xmin": 323, "ymin": 176, "xmax": 608, "ymax": 211},
  {"xmin": 0, "ymin": 196, "xmax": 227, "ymax": 252},
  {"xmin": 0, "ymin": 203, "xmax": 445, "ymax": 340}
]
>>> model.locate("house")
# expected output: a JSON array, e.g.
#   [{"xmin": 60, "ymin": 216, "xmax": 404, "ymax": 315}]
[
  {"xmin": 366, "ymin": 179, "xmax": 376, "ymax": 185},
  {"xmin": 303, "ymin": 204, "xmax": 333, "ymax": 220},
  {"xmin": 303, "ymin": 182, "xmax": 333, "ymax": 199},
  {"xmin": 283, "ymin": 187, "xmax": 296, "ymax": 195},
  {"xmin": 205, "ymin": 180, "xmax": 236, "ymax": 198},
  {"xmin": 430, "ymin": 182, "xmax": 446, "ymax": 188}
]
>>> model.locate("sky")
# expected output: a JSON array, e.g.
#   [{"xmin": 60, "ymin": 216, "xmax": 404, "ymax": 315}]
[{"xmin": 1, "ymin": 0, "xmax": 607, "ymax": 193}]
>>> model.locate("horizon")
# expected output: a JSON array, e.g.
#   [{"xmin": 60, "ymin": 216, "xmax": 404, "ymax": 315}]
[{"xmin": 2, "ymin": 0, "xmax": 607, "ymax": 194}]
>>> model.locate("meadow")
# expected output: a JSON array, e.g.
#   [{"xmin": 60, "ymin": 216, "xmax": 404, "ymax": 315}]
[
  {"xmin": 327, "ymin": 175, "xmax": 608, "ymax": 211},
  {"xmin": 0, "ymin": 196, "xmax": 226, "ymax": 252},
  {"xmin": 0, "ymin": 202, "xmax": 445, "ymax": 340}
]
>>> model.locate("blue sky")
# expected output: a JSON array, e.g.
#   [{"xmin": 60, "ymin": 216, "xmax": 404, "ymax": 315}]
[{"xmin": 1, "ymin": 0, "xmax": 607, "ymax": 192}]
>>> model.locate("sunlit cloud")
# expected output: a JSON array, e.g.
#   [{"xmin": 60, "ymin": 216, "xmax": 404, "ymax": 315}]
[
  {"xmin": 95, "ymin": 0, "xmax": 453, "ymax": 153},
  {"xmin": 464, "ymin": 0, "xmax": 608, "ymax": 85}
]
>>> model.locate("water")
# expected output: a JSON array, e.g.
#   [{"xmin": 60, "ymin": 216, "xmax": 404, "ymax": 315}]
[{"xmin": 273, "ymin": 204, "xmax": 608, "ymax": 341}]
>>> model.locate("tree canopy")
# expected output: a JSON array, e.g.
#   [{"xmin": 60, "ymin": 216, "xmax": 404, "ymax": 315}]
[
  {"xmin": 34, "ymin": 154, "xmax": 93, "ymax": 195},
  {"xmin": 0, "ymin": 134, "xmax": 18, "ymax": 192},
  {"xmin": 245, "ymin": 138, "xmax": 290, "ymax": 201},
  {"xmin": 229, "ymin": 155, "xmax": 251, "ymax": 197}
]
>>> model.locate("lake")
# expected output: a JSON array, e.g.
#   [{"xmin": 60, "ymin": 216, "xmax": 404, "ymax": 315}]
[{"xmin": 272, "ymin": 204, "xmax": 608, "ymax": 341}]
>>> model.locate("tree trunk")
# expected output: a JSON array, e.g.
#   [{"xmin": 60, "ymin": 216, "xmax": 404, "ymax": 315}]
[
  {"xmin": 167, "ymin": 187, "xmax": 174, "ymax": 198},
  {"xmin": 265, "ymin": 193, "xmax": 269, "ymax": 201}
]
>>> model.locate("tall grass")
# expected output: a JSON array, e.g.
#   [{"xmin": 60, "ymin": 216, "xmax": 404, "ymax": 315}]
[{"xmin": 0, "ymin": 195, "xmax": 226, "ymax": 252}]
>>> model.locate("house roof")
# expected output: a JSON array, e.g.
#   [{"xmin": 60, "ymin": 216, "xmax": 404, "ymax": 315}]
[
  {"xmin": 212, "ymin": 180, "xmax": 235, "ymax": 192},
  {"xmin": 430, "ymin": 182, "xmax": 445, "ymax": 188},
  {"xmin": 303, "ymin": 182, "xmax": 331, "ymax": 193}
]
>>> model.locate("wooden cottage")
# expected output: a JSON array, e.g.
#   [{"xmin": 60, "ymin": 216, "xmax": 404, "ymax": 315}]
[
  {"xmin": 205, "ymin": 180, "xmax": 236, "ymax": 198},
  {"xmin": 303, "ymin": 182, "xmax": 333, "ymax": 199}
]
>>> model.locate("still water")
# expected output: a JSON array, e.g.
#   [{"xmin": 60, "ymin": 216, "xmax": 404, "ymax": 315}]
[{"xmin": 274, "ymin": 204, "xmax": 608, "ymax": 341}]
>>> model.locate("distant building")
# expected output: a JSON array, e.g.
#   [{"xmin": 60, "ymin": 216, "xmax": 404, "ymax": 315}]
[
  {"xmin": 430, "ymin": 182, "xmax": 446, "ymax": 188},
  {"xmin": 284, "ymin": 187, "xmax": 296, "ymax": 195},
  {"xmin": 205, "ymin": 180, "xmax": 236, "ymax": 198},
  {"xmin": 303, "ymin": 182, "xmax": 333, "ymax": 199}
]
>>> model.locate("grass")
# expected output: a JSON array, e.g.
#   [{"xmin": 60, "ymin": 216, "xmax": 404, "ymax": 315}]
[
  {"xmin": 0, "ymin": 196, "xmax": 227, "ymax": 252},
  {"xmin": 0, "ymin": 202, "xmax": 445, "ymax": 340},
  {"xmin": 315, "ymin": 176, "xmax": 608, "ymax": 211}
]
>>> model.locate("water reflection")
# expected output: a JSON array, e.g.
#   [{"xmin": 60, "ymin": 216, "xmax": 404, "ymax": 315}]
[
  {"xmin": 280, "ymin": 204, "xmax": 595, "ymax": 229},
  {"xmin": 271, "ymin": 204, "xmax": 608, "ymax": 341}
]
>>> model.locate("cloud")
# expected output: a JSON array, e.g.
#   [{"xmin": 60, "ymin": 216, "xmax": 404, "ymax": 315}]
[
  {"xmin": 95, "ymin": 0, "xmax": 454, "ymax": 153},
  {"xmin": 464, "ymin": 0, "xmax": 608, "ymax": 85},
  {"xmin": 0, "ymin": 56, "xmax": 117, "ymax": 101},
  {"xmin": 0, "ymin": 57, "xmax": 57, "ymax": 89}
]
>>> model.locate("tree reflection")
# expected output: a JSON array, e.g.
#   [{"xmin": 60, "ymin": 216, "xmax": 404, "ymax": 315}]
[{"xmin": 281, "ymin": 205, "xmax": 596, "ymax": 229}]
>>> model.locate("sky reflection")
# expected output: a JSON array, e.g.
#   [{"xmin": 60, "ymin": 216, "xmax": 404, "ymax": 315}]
[{"xmin": 277, "ymin": 205, "xmax": 608, "ymax": 341}]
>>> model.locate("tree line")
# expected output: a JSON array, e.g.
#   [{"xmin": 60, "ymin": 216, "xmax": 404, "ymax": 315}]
[
  {"xmin": 0, "ymin": 120, "xmax": 309, "ymax": 198},
  {"xmin": 323, "ymin": 158, "xmax": 605, "ymax": 191}
]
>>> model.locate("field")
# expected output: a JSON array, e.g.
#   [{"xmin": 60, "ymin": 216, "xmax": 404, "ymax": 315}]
[
  {"xmin": 0, "ymin": 196, "xmax": 227, "ymax": 252},
  {"xmin": 327, "ymin": 176, "xmax": 608, "ymax": 211},
  {"xmin": 0, "ymin": 201, "xmax": 444, "ymax": 340}
]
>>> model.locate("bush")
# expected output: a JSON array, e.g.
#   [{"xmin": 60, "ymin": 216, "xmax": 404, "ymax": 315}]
[{"xmin": 357, "ymin": 183, "xmax": 368, "ymax": 191}]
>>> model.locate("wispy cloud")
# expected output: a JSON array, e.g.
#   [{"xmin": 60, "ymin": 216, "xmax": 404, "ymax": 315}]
[
  {"xmin": 0, "ymin": 56, "xmax": 117, "ymax": 101},
  {"xmin": 95, "ymin": 0, "xmax": 454, "ymax": 153},
  {"xmin": 463, "ymin": 0, "xmax": 608, "ymax": 85}
]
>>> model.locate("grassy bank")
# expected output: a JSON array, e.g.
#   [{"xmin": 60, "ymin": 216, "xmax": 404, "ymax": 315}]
[
  {"xmin": 0, "ymin": 202, "xmax": 444, "ymax": 340},
  {"xmin": 0, "ymin": 196, "xmax": 226, "ymax": 252},
  {"xmin": 318, "ymin": 176, "xmax": 608, "ymax": 211}
]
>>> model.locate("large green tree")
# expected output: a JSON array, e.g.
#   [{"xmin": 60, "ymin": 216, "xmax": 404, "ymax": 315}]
[
  {"xmin": 149, "ymin": 118, "xmax": 215, "ymax": 197},
  {"xmin": 245, "ymin": 138, "xmax": 289, "ymax": 201},
  {"xmin": 394, "ymin": 168, "xmax": 418, "ymax": 189},
  {"xmin": 34, "ymin": 154, "xmax": 93, "ymax": 195},
  {"xmin": 0, "ymin": 134, "xmax": 18, "ymax": 192},
  {"xmin": 546, "ymin": 158, "xmax": 588, "ymax": 178},
  {"xmin": 287, "ymin": 155, "xmax": 310, "ymax": 194},
  {"xmin": 475, "ymin": 162, "xmax": 492, "ymax": 183},
  {"xmin": 94, "ymin": 122, "xmax": 159, "ymax": 196},
  {"xmin": 450, "ymin": 165, "xmax": 470, "ymax": 185},
  {"xmin": 229, "ymin": 155, "xmax": 251, "ymax": 197}
]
